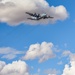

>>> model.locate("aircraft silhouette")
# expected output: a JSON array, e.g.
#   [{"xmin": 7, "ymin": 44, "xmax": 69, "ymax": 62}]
[{"xmin": 26, "ymin": 12, "xmax": 54, "ymax": 20}]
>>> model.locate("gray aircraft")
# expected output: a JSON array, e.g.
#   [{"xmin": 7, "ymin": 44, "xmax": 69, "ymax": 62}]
[{"xmin": 26, "ymin": 12, "xmax": 54, "ymax": 20}]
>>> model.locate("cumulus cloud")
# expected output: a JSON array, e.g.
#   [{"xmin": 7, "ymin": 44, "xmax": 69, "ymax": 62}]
[
  {"xmin": 62, "ymin": 51, "xmax": 75, "ymax": 75},
  {"xmin": 62, "ymin": 58, "xmax": 75, "ymax": 75},
  {"xmin": 0, "ymin": 0, "xmax": 68, "ymax": 26},
  {"xmin": 22, "ymin": 42, "xmax": 56, "ymax": 63},
  {"xmin": 0, "ymin": 61, "xmax": 6, "ymax": 72},
  {"xmin": 0, "ymin": 60, "xmax": 29, "ymax": 75},
  {"xmin": 0, "ymin": 47, "xmax": 24, "ymax": 59}
]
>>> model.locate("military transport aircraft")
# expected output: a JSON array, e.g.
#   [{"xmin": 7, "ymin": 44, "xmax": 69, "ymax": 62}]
[{"xmin": 26, "ymin": 12, "xmax": 54, "ymax": 20}]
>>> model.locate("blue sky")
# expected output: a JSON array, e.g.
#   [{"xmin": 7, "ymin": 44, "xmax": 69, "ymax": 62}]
[{"xmin": 0, "ymin": 0, "xmax": 75, "ymax": 75}]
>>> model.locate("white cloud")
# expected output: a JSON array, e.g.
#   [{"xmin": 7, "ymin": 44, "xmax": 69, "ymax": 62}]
[
  {"xmin": 62, "ymin": 50, "xmax": 75, "ymax": 61},
  {"xmin": 0, "ymin": 60, "xmax": 29, "ymax": 75},
  {"xmin": 0, "ymin": 0, "xmax": 68, "ymax": 26},
  {"xmin": 44, "ymin": 69, "xmax": 58, "ymax": 75},
  {"xmin": 0, "ymin": 47, "xmax": 24, "ymax": 59},
  {"xmin": 62, "ymin": 50, "xmax": 71, "ymax": 57},
  {"xmin": 62, "ymin": 60, "xmax": 75, "ymax": 75},
  {"xmin": 62, "ymin": 51, "xmax": 75, "ymax": 75},
  {"xmin": 0, "ymin": 61, "xmax": 6, "ymax": 72},
  {"xmin": 22, "ymin": 42, "xmax": 56, "ymax": 63},
  {"xmin": 1, "ymin": 54, "xmax": 17, "ymax": 59}
]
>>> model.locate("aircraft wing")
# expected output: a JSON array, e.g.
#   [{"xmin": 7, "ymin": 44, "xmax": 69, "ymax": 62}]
[
  {"xmin": 42, "ymin": 16, "xmax": 54, "ymax": 19},
  {"xmin": 26, "ymin": 12, "xmax": 35, "ymax": 16}
]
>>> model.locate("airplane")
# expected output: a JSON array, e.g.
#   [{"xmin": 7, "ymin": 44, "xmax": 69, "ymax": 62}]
[{"xmin": 26, "ymin": 12, "xmax": 53, "ymax": 20}]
